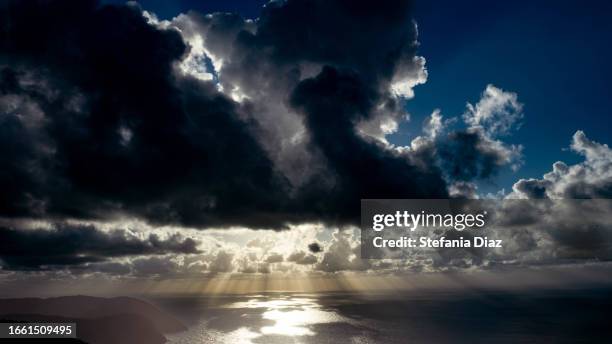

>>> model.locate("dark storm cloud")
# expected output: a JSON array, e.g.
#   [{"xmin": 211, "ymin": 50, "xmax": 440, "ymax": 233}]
[
  {"xmin": 308, "ymin": 242, "xmax": 322, "ymax": 253},
  {"xmin": 512, "ymin": 178, "xmax": 550, "ymax": 199},
  {"xmin": 0, "ymin": 223, "xmax": 199, "ymax": 270},
  {"xmin": 0, "ymin": 0, "xmax": 289, "ymax": 228},
  {"xmin": 407, "ymin": 84, "xmax": 523, "ymax": 183},
  {"xmin": 0, "ymin": 0, "xmax": 450, "ymax": 231},
  {"xmin": 191, "ymin": 0, "xmax": 449, "ymax": 221},
  {"xmin": 290, "ymin": 67, "xmax": 447, "ymax": 221},
  {"xmin": 241, "ymin": 0, "xmax": 416, "ymax": 82},
  {"xmin": 438, "ymin": 130, "xmax": 507, "ymax": 181}
]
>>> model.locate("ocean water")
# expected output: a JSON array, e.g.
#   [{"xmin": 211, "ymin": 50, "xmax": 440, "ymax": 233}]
[{"xmin": 154, "ymin": 289, "xmax": 612, "ymax": 344}]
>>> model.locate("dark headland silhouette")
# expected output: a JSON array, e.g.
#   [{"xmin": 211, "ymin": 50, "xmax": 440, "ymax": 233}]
[{"xmin": 0, "ymin": 295, "xmax": 186, "ymax": 344}]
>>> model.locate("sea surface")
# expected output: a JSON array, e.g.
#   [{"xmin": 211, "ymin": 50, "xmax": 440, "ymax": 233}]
[{"xmin": 152, "ymin": 288, "xmax": 612, "ymax": 344}]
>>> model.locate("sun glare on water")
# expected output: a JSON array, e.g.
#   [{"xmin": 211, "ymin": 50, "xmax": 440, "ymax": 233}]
[
  {"xmin": 228, "ymin": 297, "xmax": 346, "ymax": 337},
  {"xmin": 168, "ymin": 295, "xmax": 352, "ymax": 344}
]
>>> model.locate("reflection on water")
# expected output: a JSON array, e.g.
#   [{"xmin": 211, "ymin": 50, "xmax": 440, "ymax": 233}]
[
  {"xmin": 163, "ymin": 289, "xmax": 612, "ymax": 344},
  {"xmin": 167, "ymin": 295, "xmax": 356, "ymax": 344},
  {"xmin": 231, "ymin": 297, "xmax": 347, "ymax": 336}
]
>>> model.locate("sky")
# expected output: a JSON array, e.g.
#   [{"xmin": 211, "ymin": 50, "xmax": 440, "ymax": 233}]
[
  {"xmin": 1, "ymin": 0, "xmax": 612, "ymax": 294},
  {"xmin": 409, "ymin": 0, "xmax": 612, "ymax": 191}
]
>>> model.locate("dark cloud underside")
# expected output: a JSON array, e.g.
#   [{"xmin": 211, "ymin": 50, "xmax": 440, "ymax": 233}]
[
  {"xmin": 0, "ymin": 223, "xmax": 199, "ymax": 270},
  {"xmin": 0, "ymin": 0, "xmax": 448, "ymax": 229}
]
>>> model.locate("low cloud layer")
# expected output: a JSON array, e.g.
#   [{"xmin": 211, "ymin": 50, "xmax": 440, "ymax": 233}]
[{"xmin": 0, "ymin": 223, "xmax": 199, "ymax": 270}]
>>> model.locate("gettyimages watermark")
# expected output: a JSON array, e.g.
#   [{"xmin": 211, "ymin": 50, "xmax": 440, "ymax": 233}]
[{"xmin": 360, "ymin": 199, "xmax": 612, "ymax": 259}]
